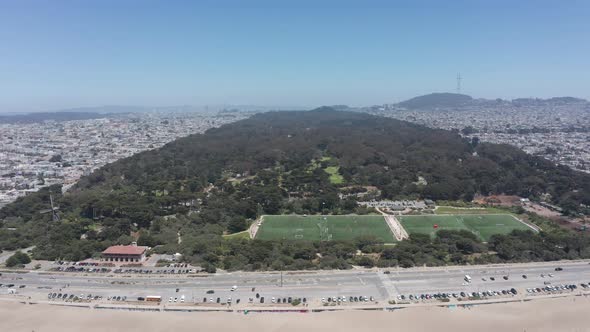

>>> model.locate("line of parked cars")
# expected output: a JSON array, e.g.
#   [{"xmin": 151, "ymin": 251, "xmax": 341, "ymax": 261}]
[
  {"xmin": 107, "ymin": 295, "xmax": 128, "ymax": 301},
  {"xmin": 403, "ymin": 288, "xmax": 518, "ymax": 302},
  {"xmin": 112, "ymin": 268, "xmax": 197, "ymax": 274},
  {"xmin": 201, "ymin": 296, "xmax": 243, "ymax": 304},
  {"xmin": 52, "ymin": 266, "xmax": 111, "ymax": 273},
  {"xmin": 270, "ymin": 296, "xmax": 307, "ymax": 304},
  {"xmin": 53, "ymin": 261, "xmax": 107, "ymax": 267},
  {"xmin": 47, "ymin": 292, "xmax": 103, "ymax": 301},
  {"xmin": 527, "ymin": 284, "xmax": 578, "ymax": 294},
  {"xmin": 169, "ymin": 295, "xmax": 186, "ymax": 303},
  {"xmin": 322, "ymin": 296, "xmax": 372, "ymax": 303},
  {"xmin": 0, "ymin": 283, "xmax": 22, "ymax": 288},
  {"xmin": 200, "ymin": 294, "xmax": 307, "ymax": 305},
  {"xmin": 49, "ymin": 261, "xmax": 202, "ymax": 275}
]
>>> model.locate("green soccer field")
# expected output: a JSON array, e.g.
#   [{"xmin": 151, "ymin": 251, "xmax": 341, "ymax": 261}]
[
  {"xmin": 398, "ymin": 214, "xmax": 533, "ymax": 241},
  {"xmin": 256, "ymin": 215, "xmax": 396, "ymax": 242}
]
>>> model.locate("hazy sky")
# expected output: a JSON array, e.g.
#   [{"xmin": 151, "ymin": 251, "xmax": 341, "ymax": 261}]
[{"xmin": 1, "ymin": 0, "xmax": 589, "ymax": 112}]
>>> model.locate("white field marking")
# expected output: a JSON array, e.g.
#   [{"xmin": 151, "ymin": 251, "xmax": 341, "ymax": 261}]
[
  {"xmin": 402, "ymin": 213, "xmax": 540, "ymax": 233},
  {"xmin": 510, "ymin": 215, "xmax": 542, "ymax": 232},
  {"xmin": 454, "ymin": 213, "xmax": 540, "ymax": 233}
]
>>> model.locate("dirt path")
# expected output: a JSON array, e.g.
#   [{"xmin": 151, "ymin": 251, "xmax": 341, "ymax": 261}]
[{"xmin": 248, "ymin": 216, "xmax": 263, "ymax": 239}]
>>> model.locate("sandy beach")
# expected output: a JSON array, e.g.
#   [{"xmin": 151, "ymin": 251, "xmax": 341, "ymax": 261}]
[{"xmin": 1, "ymin": 296, "xmax": 590, "ymax": 332}]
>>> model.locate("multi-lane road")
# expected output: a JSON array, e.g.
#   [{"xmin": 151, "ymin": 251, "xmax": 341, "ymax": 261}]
[{"xmin": 2, "ymin": 260, "xmax": 590, "ymax": 308}]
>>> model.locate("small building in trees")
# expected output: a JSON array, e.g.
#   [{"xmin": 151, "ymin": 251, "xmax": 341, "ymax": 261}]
[{"xmin": 102, "ymin": 244, "xmax": 147, "ymax": 262}]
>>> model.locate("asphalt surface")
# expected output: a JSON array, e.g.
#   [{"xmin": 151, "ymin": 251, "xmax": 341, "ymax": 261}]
[{"xmin": 2, "ymin": 260, "xmax": 590, "ymax": 307}]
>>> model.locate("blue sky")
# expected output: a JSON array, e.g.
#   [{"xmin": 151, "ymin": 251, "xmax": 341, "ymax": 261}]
[{"xmin": 0, "ymin": 0, "xmax": 589, "ymax": 111}]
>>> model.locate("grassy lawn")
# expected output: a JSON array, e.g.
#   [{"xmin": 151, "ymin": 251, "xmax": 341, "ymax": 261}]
[
  {"xmin": 306, "ymin": 156, "xmax": 345, "ymax": 184},
  {"xmin": 88, "ymin": 223, "xmax": 103, "ymax": 231},
  {"xmin": 324, "ymin": 166, "xmax": 344, "ymax": 184},
  {"xmin": 256, "ymin": 215, "xmax": 395, "ymax": 242},
  {"xmin": 398, "ymin": 214, "xmax": 533, "ymax": 241},
  {"xmin": 222, "ymin": 230, "xmax": 250, "ymax": 240}
]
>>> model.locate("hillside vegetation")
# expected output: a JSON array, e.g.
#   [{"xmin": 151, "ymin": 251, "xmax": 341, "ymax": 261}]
[{"xmin": 1, "ymin": 109, "xmax": 589, "ymax": 269}]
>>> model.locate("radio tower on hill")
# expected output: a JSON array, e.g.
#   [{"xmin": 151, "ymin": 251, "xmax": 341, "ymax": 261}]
[{"xmin": 456, "ymin": 73, "xmax": 462, "ymax": 94}]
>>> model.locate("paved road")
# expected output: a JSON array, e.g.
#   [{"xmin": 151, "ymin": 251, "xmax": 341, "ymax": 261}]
[{"xmin": 2, "ymin": 260, "xmax": 590, "ymax": 307}]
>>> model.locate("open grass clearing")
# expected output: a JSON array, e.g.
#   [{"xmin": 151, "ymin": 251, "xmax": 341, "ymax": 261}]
[
  {"xmin": 256, "ymin": 215, "xmax": 395, "ymax": 243},
  {"xmin": 398, "ymin": 214, "xmax": 534, "ymax": 242},
  {"xmin": 324, "ymin": 166, "xmax": 344, "ymax": 184}
]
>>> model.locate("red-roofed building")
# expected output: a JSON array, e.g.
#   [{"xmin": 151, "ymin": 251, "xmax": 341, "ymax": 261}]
[{"xmin": 102, "ymin": 244, "xmax": 148, "ymax": 262}]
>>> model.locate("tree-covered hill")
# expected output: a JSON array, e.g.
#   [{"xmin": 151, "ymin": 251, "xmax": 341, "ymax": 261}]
[
  {"xmin": 397, "ymin": 93, "xmax": 473, "ymax": 109},
  {"xmin": 1, "ymin": 108, "xmax": 589, "ymax": 264}
]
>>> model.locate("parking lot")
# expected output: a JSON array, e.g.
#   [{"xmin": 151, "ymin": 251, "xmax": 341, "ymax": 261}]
[{"xmin": 50, "ymin": 261, "xmax": 200, "ymax": 275}]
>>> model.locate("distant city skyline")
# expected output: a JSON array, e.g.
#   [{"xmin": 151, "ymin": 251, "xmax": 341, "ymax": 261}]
[{"xmin": 1, "ymin": 0, "xmax": 589, "ymax": 112}]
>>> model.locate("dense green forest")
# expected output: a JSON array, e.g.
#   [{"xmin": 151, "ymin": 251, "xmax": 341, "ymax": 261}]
[{"xmin": 1, "ymin": 109, "xmax": 589, "ymax": 268}]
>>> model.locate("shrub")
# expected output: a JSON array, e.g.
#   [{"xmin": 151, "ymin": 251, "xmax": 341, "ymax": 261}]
[{"xmin": 5, "ymin": 251, "xmax": 31, "ymax": 267}]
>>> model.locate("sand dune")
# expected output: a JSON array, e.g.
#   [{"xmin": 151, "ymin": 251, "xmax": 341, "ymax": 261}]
[{"xmin": 1, "ymin": 296, "xmax": 590, "ymax": 332}]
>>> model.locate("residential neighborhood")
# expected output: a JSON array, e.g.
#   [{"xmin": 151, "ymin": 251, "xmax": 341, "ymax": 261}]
[
  {"xmin": 365, "ymin": 99, "xmax": 590, "ymax": 174},
  {"xmin": 0, "ymin": 110, "xmax": 248, "ymax": 207}
]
